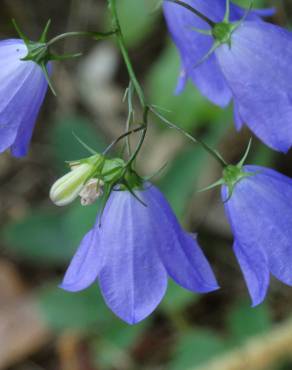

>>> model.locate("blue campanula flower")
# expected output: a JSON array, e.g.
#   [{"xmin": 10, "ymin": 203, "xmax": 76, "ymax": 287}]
[
  {"xmin": 60, "ymin": 183, "xmax": 219, "ymax": 324},
  {"xmin": 222, "ymin": 165, "xmax": 292, "ymax": 305},
  {"xmin": 215, "ymin": 21, "xmax": 292, "ymax": 153},
  {"xmin": 163, "ymin": 1, "xmax": 292, "ymax": 153},
  {"xmin": 0, "ymin": 39, "xmax": 50, "ymax": 157},
  {"xmin": 163, "ymin": 0, "xmax": 272, "ymax": 106}
]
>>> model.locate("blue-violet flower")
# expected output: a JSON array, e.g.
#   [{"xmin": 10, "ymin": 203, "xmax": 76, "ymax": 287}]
[
  {"xmin": 222, "ymin": 165, "xmax": 292, "ymax": 305},
  {"xmin": 0, "ymin": 39, "xmax": 50, "ymax": 157},
  {"xmin": 163, "ymin": 1, "xmax": 292, "ymax": 152},
  {"xmin": 61, "ymin": 184, "xmax": 219, "ymax": 324}
]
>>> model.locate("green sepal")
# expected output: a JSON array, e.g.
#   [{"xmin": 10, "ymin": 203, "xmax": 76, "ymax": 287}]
[
  {"xmin": 143, "ymin": 162, "xmax": 169, "ymax": 181},
  {"xmin": 12, "ymin": 19, "xmax": 56, "ymax": 94},
  {"xmin": 72, "ymin": 132, "xmax": 98, "ymax": 155},
  {"xmin": 190, "ymin": 27, "xmax": 212, "ymax": 36},
  {"xmin": 49, "ymin": 52, "xmax": 83, "ymax": 61},
  {"xmin": 197, "ymin": 178, "xmax": 225, "ymax": 193},
  {"xmin": 199, "ymin": 139, "xmax": 255, "ymax": 201},
  {"xmin": 97, "ymin": 182, "xmax": 115, "ymax": 227}
]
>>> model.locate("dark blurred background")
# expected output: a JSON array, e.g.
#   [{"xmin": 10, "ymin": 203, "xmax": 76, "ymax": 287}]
[{"xmin": 1, "ymin": 0, "xmax": 292, "ymax": 369}]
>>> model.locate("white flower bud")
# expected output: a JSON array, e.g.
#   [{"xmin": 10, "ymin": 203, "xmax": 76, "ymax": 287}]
[{"xmin": 50, "ymin": 163, "xmax": 93, "ymax": 206}]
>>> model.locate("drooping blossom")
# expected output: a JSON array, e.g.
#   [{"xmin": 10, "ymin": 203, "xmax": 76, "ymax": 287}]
[
  {"xmin": 0, "ymin": 39, "xmax": 50, "ymax": 157},
  {"xmin": 215, "ymin": 21, "xmax": 292, "ymax": 152},
  {"xmin": 61, "ymin": 183, "xmax": 219, "ymax": 324},
  {"xmin": 163, "ymin": 0, "xmax": 273, "ymax": 106},
  {"xmin": 222, "ymin": 165, "xmax": 292, "ymax": 305},
  {"xmin": 163, "ymin": 1, "xmax": 292, "ymax": 153}
]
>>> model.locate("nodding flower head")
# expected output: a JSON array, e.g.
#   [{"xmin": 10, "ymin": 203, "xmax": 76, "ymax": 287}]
[
  {"xmin": 163, "ymin": 1, "xmax": 292, "ymax": 153},
  {"xmin": 60, "ymin": 183, "xmax": 219, "ymax": 324},
  {"xmin": 0, "ymin": 38, "xmax": 51, "ymax": 157},
  {"xmin": 221, "ymin": 165, "xmax": 292, "ymax": 306}
]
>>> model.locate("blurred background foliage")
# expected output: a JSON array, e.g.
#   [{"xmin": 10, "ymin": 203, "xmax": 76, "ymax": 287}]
[{"xmin": 0, "ymin": 1, "xmax": 292, "ymax": 369}]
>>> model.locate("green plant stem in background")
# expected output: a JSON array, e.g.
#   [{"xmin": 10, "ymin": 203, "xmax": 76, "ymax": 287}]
[
  {"xmin": 150, "ymin": 106, "xmax": 228, "ymax": 168},
  {"xmin": 103, "ymin": 124, "xmax": 146, "ymax": 155},
  {"xmin": 165, "ymin": 0, "xmax": 215, "ymax": 27},
  {"xmin": 107, "ymin": 0, "xmax": 227, "ymax": 170},
  {"xmin": 108, "ymin": 0, "xmax": 149, "ymax": 166},
  {"xmin": 108, "ymin": 0, "xmax": 147, "ymax": 108}
]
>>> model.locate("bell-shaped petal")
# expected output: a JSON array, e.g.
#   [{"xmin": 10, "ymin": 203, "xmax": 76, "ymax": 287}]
[
  {"xmin": 61, "ymin": 183, "xmax": 218, "ymax": 324},
  {"xmin": 147, "ymin": 186, "xmax": 219, "ymax": 292},
  {"xmin": 163, "ymin": 0, "xmax": 271, "ymax": 107},
  {"xmin": 0, "ymin": 39, "xmax": 50, "ymax": 157},
  {"xmin": 98, "ymin": 190, "xmax": 168, "ymax": 324},
  {"xmin": 60, "ymin": 230, "xmax": 101, "ymax": 292},
  {"xmin": 216, "ymin": 22, "xmax": 292, "ymax": 152},
  {"xmin": 233, "ymin": 241, "xmax": 270, "ymax": 306},
  {"xmin": 222, "ymin": 165, "xmax": 292, "ymax": 304}
]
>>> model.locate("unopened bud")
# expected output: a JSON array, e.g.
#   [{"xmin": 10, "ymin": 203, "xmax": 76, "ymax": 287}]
[{"xmin": 50, "ymin": 163, "xmax": 93, "ymax": 206}]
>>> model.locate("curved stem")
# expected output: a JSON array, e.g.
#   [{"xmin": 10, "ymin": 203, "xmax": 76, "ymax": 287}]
[
  {"xmin": 165, "ymin": 0, "xmax": 215, "ymax": 27},
  {"xmin": 150, "ymin": 106, "xmax": 227, "ymax": 168},
  {"xmin": 47, "ymin": 30, "xmax": 116, "ymax": 47},
  {"xmin": 126, "ymin": 107, "xmax": 149, "ymax": 166},
  {"xmin": 103, "ymin": 124, "xmax": 146, "ymax": 155}
]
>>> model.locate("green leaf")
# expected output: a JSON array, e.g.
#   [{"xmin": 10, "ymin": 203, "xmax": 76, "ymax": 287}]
[
  {"xmin": 227, "ymin": 300, "xmax": 272, "ymax": 345},
  {"xmin": 2, "ymin": 210, "xmax": 73, "ymax": 264},
  {"xmin": 168, "ymin": 330, "xmax": 227, "ymax": 370},
  {"xmin": 2, "ymin": 202, "xmax": 99, "ymax": 265},
  {"xmin": 37, "ymin": 283, "xmax": 111, "ymax": 331}
]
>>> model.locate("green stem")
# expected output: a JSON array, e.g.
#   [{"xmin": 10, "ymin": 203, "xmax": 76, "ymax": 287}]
[
  {"xmin": 103, "ymin": 124, "xmax": 146, "ymax": 155},
  {"xmin": 127, "ymin": 107, "xmax": 149, "ymax": 166},
  {"xmin": 47, "ymin": 30, "xmax": 116, "ymax": 47},
  {"xmin": 165, "ymin": 0, "xmax": 215, "ymax": 27},
  {"xmin": 108, "ymin": 0, "xmax": 147, "ymax": 108},
  {"xmin": 150, "ymin": 106, "xmax": 227, "ymax": 168},
  {"xmin": 108, "ymin": 0, "xmax": 148, "ymax": 166}
]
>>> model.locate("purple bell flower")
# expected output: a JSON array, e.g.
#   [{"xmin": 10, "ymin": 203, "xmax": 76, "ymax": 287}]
[
  {"xmin": 222, "ymin": 165, "xmax": 292, "ymax": 306},
  {"xmin": 163, "ymin": 1, "xmax": 292, "ymax": 153},
  {"xmin": 215, "ymin": 21, "xmax": 292, "ymax": 153},
  {"xmin": 0, "ymin": 39, "xmax": 50, "ymax": 157},
  {"xmin": 163, "ymin": 0, "xmax": 273, "ymax": 106},
  {"xmin": 60, "ymin": 184, "xmax": 219, "ymax": 324}
]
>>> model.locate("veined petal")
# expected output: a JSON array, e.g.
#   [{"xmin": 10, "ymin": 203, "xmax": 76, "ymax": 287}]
[
  {"xmin": 233, "ymin": 99, "xmax": 244, "ymax": 131},
  {"xmin": 0, "ymin": 39, "xmax": 49, "ymax": 156},
  {"xmin": 11, "ymin": 63, "xmax": 51, "ymax": 157},
  {"xmin": 233, "ymin": 241, "xmax": 270, "ymax": 306},
  {"xmin": 98, "ymin": 190, "xmax": 167, "ymax": 324},
  {"xmin": 60, "ymin": 230, "xmax": 101, "ymax": 292},
  {"xmin": 223, "ymin": 166, "xmax": 292, "ymax": 294},
  {"xmin": 240, "ymin": 167, "xmax": 292, "ymax": 285},
  {"xmin": 147, "ymin": 186, "xmax": 218, "ymax": 292},
  {"xmin": 216, "ymin": 22, "xmax": 292, "ymax": 152},
  {"xmin": 163, "ymin": 0, "xmax": 272, "ymax": 106}
]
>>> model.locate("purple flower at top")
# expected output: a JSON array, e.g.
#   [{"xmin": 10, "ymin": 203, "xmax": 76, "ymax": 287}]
[
  {"xmin": 163, "ymin": 1, "xmax": 292, "ymax": 153},
  {"xmin": 61, "ymin": 183, "xmax": 219, "ymax": 324},
  {"xmin": 0, "ymin": 39, "xmax": 50, "ymax": 157},
  {"xmin": 215, "ymin": 21, "xmax": 292, "ymax": 152},
  {"xmin": 163, "ymin": 0, "xmax": 273, "ymax": 106},
  {"xmin": 222, "ymin": 165, "xmax": 292, "ymax": 305}
]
